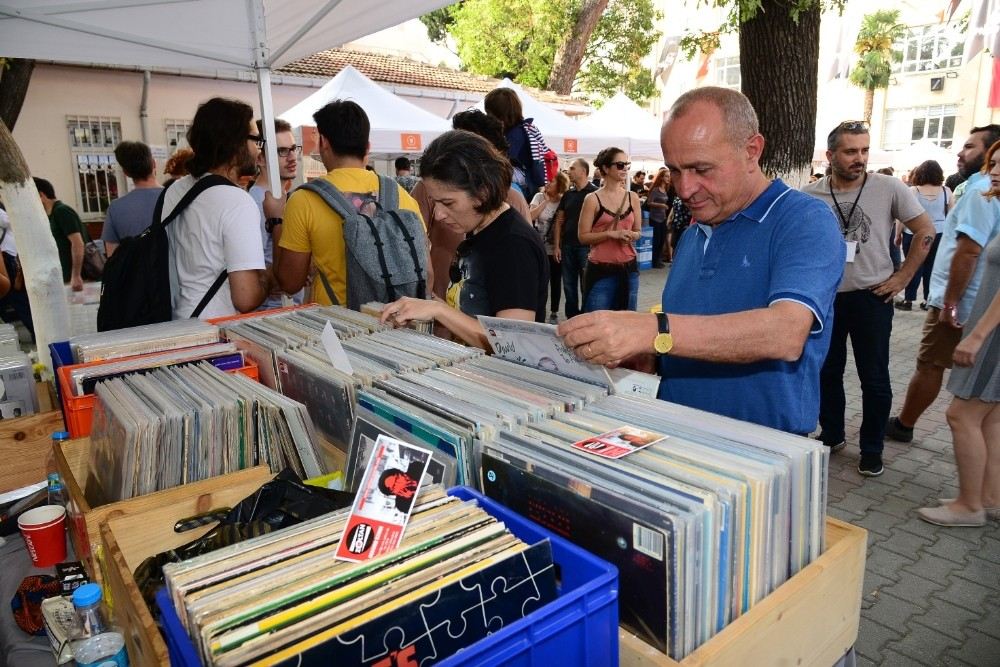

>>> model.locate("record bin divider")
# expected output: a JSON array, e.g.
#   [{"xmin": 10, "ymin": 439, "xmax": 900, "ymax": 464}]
[
  {"xmin": 619, "ymin": 517, "xmax": 867, "ymax": 667},
  {"xmin": 57, "ymin": 356, "xmax": 260, "ymax": 439},
  {"xmin": 155, "ymin": 486, "xmax": 621, "ymax": 667},
  {"xmin": 53, "ymin": 434, "xmax": 274, "ymax": 587}
]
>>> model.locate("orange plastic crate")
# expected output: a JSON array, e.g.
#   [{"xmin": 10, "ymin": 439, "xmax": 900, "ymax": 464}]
[
  {"xmin": 207, "ymin": 303, "xmax": 317, "ymax": 326},
  {"xmin": 58, "ymin": 356, "xmax": 259, "ymax": 438}
]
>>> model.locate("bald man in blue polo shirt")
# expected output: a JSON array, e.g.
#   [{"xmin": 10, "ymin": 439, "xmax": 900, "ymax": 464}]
[{"xmin": 559, "ymin": 86, "xmax": 844, "ymax": 436}]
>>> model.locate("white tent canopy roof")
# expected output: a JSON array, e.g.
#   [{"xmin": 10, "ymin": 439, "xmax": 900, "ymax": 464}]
[
  {"xmin": 578, "ymin": 92, "xmax": 663, "ymax": 161},
  {"xmin": 280, "ymin": 66, "xmax": 450, "ymax": 154},
  {"xmin": 0, "ymin": 0, "xmax": 450, "ymax": 73},
  {"xmin": 0, "ymin": 0, "xmax": 452, "ymax": 188}
]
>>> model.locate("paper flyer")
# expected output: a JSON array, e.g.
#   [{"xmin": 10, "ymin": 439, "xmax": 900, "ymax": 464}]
[
  {"xmin": 571, "ymin": 426, "xmax": 668, "ymax": 460},
  {"xmin": 335, "ymin": 435, "xmax": 432, "ymax": 562},
  {"xmin": 478, "ymin": 316, "xmax": 613, "ymax": 388}
]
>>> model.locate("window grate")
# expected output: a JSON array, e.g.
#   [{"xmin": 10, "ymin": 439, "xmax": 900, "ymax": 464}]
[{"xmin": 66, "ymin": 116, "xmax": 124, "ymax": 219}]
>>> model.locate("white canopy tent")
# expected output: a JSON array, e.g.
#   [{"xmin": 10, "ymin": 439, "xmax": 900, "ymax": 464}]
[
  {"xmin": 0, "ymin": 0, "xmax": 452, "ymax": 193},
  {"xmin": 577, "ymin": 92, "xmax": 663, "ymax": 161},
  {"xmin": 280, "ymin": 65, "xmax": 450, "ymax": 155},
  {"xmin": 890, "ymin": 139, "xmax": 958, "ymax": 175},
  {"xmin": 482, "ymin": 79, "xmax": 610, "ymax": 157},
  {"xmin": 0, "ymin": 0, "xmax": 451, "ymax": 370}
]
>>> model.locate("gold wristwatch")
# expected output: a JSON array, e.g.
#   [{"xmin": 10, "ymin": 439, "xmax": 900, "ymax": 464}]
[{"xmin": 653, "ymin": 311, "xmax": 673, "ymax": 355}]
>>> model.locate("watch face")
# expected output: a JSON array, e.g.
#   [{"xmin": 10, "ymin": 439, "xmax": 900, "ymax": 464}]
[{"xmin": 654, "ymin": 333, "xmax": 673, "ymax": 354}]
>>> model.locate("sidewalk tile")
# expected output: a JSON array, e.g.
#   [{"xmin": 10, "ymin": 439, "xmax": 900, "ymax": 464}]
[
  {"xmin": 910, "ymin": 597, "xmax": 983, "ymax": 641},
  {"xmin": 934, "ymin": 575, "xmax": 999, "ymax": 615}
]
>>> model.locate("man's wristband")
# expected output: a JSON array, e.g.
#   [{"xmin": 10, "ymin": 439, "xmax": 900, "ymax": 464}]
[{"xmin": 265, "ymin": 217, "xmax": 283, "ymax": 233}]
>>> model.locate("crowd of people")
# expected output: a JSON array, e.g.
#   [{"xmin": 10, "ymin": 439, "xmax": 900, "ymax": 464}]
[{"xmin": 3, "ymin": 84, "xmax": 997, "ymax": 530}]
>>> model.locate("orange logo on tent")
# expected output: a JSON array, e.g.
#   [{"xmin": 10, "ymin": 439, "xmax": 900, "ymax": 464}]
[
  {"xmin": 401, "ymin": 133, "xmax": 421, "ymax": 151},
  {"xmin": 563, "ymin": 138, "xmax": 578, "ymax": 153}
]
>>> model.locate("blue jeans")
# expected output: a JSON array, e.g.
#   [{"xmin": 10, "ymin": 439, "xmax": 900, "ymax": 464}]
[
  {"xmin": 819, "ymin": 290, "xmax": 894, "ymax": 455},
  {"xmin": 583, "ymin": 270, "xmax": 639, "ymax": 312},
  {"xmin": 560, "ymin": 244, "xmax": 589, "ymax": 318},
  {"xmin": 902, "ymin": 232, "xmax": 941, "ymax": 302}
]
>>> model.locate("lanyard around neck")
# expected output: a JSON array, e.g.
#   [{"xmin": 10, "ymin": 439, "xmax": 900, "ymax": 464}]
[{"xmin": 829, "ymin": 172, "xmax": 867, "ymax": 235}]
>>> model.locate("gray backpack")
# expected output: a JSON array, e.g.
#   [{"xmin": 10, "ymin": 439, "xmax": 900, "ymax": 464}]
[{"xmin": 299, "ymin": 175, "xmax": 427, "ymax": 309}]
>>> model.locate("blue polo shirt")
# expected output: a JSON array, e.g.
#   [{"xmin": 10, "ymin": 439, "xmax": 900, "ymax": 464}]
[{"xmin": 657, "ymin": 179, "xmax": 844, "ymax": 434}]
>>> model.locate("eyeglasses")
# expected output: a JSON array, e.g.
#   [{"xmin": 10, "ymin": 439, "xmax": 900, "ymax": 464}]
[
  {"xmin": 276, "ymin": 145, "xmax": 302, "ymax": 158},
  {"xmin": 611, "ymin": 161, "xmax": 631, "ymax": 170},
  {"xmin": 247, "ymin": 134, "xmax": 266, "ymax": 149}
]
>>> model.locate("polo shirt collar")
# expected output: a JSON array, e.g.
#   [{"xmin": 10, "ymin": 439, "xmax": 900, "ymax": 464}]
[{"xmin": 731, "ymin": 178, "xmax": 789, "ymax": 224}]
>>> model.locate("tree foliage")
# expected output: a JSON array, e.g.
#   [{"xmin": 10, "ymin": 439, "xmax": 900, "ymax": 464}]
[
  {"xmin": 849, "ymin": 10, "xmax": 903, "ymax": 91},
  {"xmin": 421, "ymin": 0, "xmax": 661, "ymax": 104}
]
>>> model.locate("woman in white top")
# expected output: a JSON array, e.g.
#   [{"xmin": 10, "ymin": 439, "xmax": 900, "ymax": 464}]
[
  {"xmin": 896, "ymin": 160, "xmax": 952, "ymax": 310},
  {"xmin": 529, "ymin": 171, "xmax": 569, "ymax": 323}
]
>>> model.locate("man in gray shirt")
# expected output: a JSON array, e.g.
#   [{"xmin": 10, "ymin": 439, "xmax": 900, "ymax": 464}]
[
  {"xmin": 102, "ymin": 141, "xmax": 162, "ymax": 257},
  {"xmin": 803, "ymin": 121, "xmax": 934, "ymax": 477}
]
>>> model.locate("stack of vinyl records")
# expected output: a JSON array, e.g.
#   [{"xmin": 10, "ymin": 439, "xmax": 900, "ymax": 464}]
[
  {"xmin": 346, "ymin": 355, "xmax": 610, "ymax": 488},
  {"xmin": 221, "ymin": 306, "xmax": 388, "ymax": 388},
  {"xmin": 275, "ymin": 329, "xmax": 483, "ymax": 454},
  {"xmin": 0, "ymin": 323, "xmax": 19, "ymax": 356},
  {"xmin": 70, "ymin": 319, "xmax": 220, "ymax": 363},
  {"xmin": 64, "ymin": 342, "xmax": 246, "ymax": 397},
  {"xmin": 479, "ymin": 394, "xmax": 828, "ymax": 660},
  {"xmin": 89, "ymin": 361, "xmax": 325, "ymax": 502},
  {"xmin": 0, "ymin": 351, "xmax": 37, "ymax": 418},
  {"xmin": 162, "ymin": 486, "xmax": 557, "ymax": 667}
]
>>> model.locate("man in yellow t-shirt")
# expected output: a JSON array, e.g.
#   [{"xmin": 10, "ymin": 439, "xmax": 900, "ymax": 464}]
[{"xmin": 275, "ymin": 100, "xmax": 425, "ymax": 306}]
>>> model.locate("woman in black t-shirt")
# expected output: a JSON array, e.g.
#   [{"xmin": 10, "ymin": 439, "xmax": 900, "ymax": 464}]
[{"xmin": 381, "ymin": 130, "xmax": 547, "ymax": 351}]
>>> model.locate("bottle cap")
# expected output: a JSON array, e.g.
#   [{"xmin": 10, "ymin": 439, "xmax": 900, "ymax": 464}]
[
  {"xmin": 51, "ymin": 431, "xmax": 70, "ymax": 442},
  {"xmin": 72, "ymin": 583, "xmax": 103, "ymax": 607}
]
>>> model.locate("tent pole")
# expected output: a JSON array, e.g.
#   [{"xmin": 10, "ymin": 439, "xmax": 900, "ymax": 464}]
[{"xmin": 257, "ymin": 68, "xmax": 281, "ymax": 197}]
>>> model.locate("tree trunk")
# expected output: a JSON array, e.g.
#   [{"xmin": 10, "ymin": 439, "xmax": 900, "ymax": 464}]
[
  {"xmin": 548, "ymin": 0, "xmax": 609, "ymax": 95},
  {"xmin": 0, "ymin": 120, "xmax": 72, "ymax": 373},
  {"xmin": 0, "ymin": 59, "xmax": 35, "ymax": 131},
  {"xmin": 739, "ymin": 0, "xmax": 821, "ymax": 187},
  {"xmin": 863, "ymin": 88, "xmax": 874, "ymax": 123}
]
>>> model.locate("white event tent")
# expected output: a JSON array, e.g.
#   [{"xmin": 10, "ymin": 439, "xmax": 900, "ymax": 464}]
[
  {"xmin": 280, "ymin": 65, "xmax": 450, "ymax": 156},
  {"xmin": 0, "ymin": 0, "xmax": 452, "ymax": 370},
  {"xmin": 578, "ymin": 92, "xmax": 664, "ymax": 161}
]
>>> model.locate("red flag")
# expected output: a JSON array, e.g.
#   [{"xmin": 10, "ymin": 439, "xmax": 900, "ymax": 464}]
[{"xmin": 989, "ymin": 58, "xmax": 1000, "ymax": 108}]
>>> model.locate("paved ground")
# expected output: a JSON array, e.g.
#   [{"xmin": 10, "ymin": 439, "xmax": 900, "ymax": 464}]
[{"xmin": 634, "ymin": 265, "xmax": 1000, "ymax": 667}]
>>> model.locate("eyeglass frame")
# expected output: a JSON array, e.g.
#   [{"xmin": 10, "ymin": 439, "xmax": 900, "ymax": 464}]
[
  {"xmin": 275, "ymin": 144, "xmax": 302, "ymax": 158},
  {"xmin": 247, "ymin": 134, "xmax": 266, "ymax": 149},
  {"xmin": 610, "ymin": 160, "xmax": 632, "ymax": 171}
]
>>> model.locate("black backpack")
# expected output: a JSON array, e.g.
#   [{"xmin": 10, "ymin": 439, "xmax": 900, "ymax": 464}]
[{"xmin": 97, "ymin": 175, "xmax": 234, "ymax": 331}]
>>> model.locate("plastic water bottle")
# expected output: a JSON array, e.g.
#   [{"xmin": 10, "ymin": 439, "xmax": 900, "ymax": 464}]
[
  {"xmin": 70, "ymin": 584, "xmax": 129, "ymax": 667},
  {"xmin": 46, "ymin": 472, "xmax": 66, "ymax": 507}
]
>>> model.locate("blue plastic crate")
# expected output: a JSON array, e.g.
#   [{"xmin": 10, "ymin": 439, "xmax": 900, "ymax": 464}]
[
  {"xmin": 157, "ymin": 486, "xmax": 619, "ymax": 666},
  {"xmin": 48, "ymin": 340, "xmax": 74, "ymax": 424}
]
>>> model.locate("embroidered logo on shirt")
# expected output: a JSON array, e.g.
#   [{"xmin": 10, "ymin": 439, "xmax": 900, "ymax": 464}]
[{"xmin": 742, "ymin": 255, "xmax": 751, "ymax": 268}]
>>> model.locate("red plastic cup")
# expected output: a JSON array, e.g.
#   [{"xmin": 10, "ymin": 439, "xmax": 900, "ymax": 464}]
[{"xmin": 18, "ymin": 505, "xmax": 67, "ymax": 567}]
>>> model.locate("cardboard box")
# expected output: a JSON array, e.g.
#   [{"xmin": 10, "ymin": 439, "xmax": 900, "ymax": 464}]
[{"xmin": 619, "ymin": 517, "xmax": 867, "ymax": 667}]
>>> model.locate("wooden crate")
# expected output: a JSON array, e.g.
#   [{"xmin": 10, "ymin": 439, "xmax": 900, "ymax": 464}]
[
  {"xmin": 100, "ymin": 470, "xmax": 278, "ymax": 667},
  {"xmin": 0, "ymin": 409, "xmax": 65, "ymax": 493},
  {"xmin": 620, "ymin": 517, "xmax": 868, "ymax": 667},
  {"xmin": 52, "ymin": 435, "xmax": 274, "ymax": 585}
]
